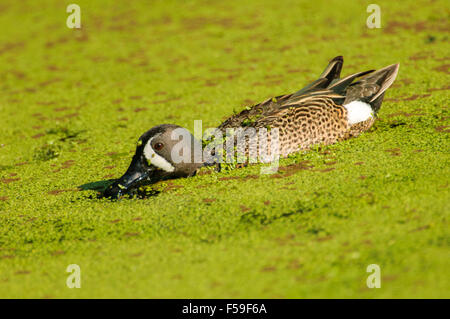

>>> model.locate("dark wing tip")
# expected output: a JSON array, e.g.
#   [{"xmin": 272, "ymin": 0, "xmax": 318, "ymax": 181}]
[
  {"xmin": 330, "ymin": 55, "xmax": 344, "ymax": 63},
  {"xmin": 320, "ymin": 56, "xmax": 344, "ymax": 82}
]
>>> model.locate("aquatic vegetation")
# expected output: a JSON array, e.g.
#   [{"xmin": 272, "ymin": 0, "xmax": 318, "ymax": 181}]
[{"xmin": 0, "ymin": 0, "xmax": 448, "ymax": 298}]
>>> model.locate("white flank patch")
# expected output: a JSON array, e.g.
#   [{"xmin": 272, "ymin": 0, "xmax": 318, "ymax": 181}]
[
  {"xmin": 143, "ymin": 136, "xmax": 175, "ymax": 172},
  {"xmin": 343, "ymin": 101, "xmax": 374, "ymax": 125}
]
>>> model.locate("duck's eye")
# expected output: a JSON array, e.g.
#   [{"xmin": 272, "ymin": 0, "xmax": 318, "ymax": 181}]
[{"xmin": 153, "ymin": 142, "xmax": 164, "ymax": 151}]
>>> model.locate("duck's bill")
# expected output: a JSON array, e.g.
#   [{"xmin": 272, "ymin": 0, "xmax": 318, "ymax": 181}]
[{"xmin": 103, "ymin": 155, "xmax": 156, "ymax": 199}]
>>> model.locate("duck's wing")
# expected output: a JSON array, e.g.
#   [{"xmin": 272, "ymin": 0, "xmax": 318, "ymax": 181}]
[
  {"xmin": 219, "ymin": 56, "xmax": 345, "ymax": 129},
  {"xmin": 290, "ymin": 55, "xmax": 344, "ymax": 98}
]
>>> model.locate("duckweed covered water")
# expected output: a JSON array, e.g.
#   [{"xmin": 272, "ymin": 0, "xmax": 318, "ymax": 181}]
[{"xmin": 0, "ymin": 0, "xmax": 448, "ymax": 298}]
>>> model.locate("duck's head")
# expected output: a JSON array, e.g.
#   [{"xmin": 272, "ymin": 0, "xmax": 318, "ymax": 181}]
[{"xmin": 103, "ymin": 124, "xmax": 203, "ymax": 199}]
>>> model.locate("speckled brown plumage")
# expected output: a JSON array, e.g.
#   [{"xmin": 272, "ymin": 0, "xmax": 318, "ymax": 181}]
[{"xmin": 215, "ymin": 56, "xmax": 399, "ymax": 160}]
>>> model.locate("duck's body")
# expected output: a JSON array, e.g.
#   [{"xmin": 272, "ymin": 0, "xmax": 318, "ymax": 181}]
[
  {"xmin": 216, "ymin": 56, "xmax": 399, "ymax": 158},
  {"xmin": 104, "ymin": 56, "xmax": 399, "ymax": 198}
]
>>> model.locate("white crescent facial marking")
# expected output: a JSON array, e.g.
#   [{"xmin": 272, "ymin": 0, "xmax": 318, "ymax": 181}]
[
  {"xmin": 343, "ymin": 101, "xmax": 374, "ymax": 125},
  {"xmin": 143, "ymin": 136, "xmax": 175, "ymax": 172}
]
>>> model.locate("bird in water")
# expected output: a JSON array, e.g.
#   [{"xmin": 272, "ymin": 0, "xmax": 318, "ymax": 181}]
[{"xmin": 103, "ymin": 56, "xmax": 399, "ymax": 199}]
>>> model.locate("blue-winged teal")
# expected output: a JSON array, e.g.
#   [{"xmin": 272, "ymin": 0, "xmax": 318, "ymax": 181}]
[{"xmin": 104, "ymin": 56, "xmax": 399, "ymax": 198}]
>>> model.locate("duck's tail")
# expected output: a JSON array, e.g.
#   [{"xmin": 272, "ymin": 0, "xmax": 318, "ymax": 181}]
[
  {"xmin": 338, "ymin": 63, "xmax": 400, "ymax": 113},
  {"xmin": 322, "ymin": 63, "xmax": 399, "ymax": 126}
]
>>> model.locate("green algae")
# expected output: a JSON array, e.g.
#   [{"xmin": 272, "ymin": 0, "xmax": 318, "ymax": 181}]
[{"xmin": 0, "ymin": 0, "xmax": 449, "ymax": 298}]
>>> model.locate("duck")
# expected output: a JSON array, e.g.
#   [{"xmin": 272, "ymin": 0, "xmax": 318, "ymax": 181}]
[{"xmin": 103, "ymin": 56, "xmax": 399, "ymax": 198}]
